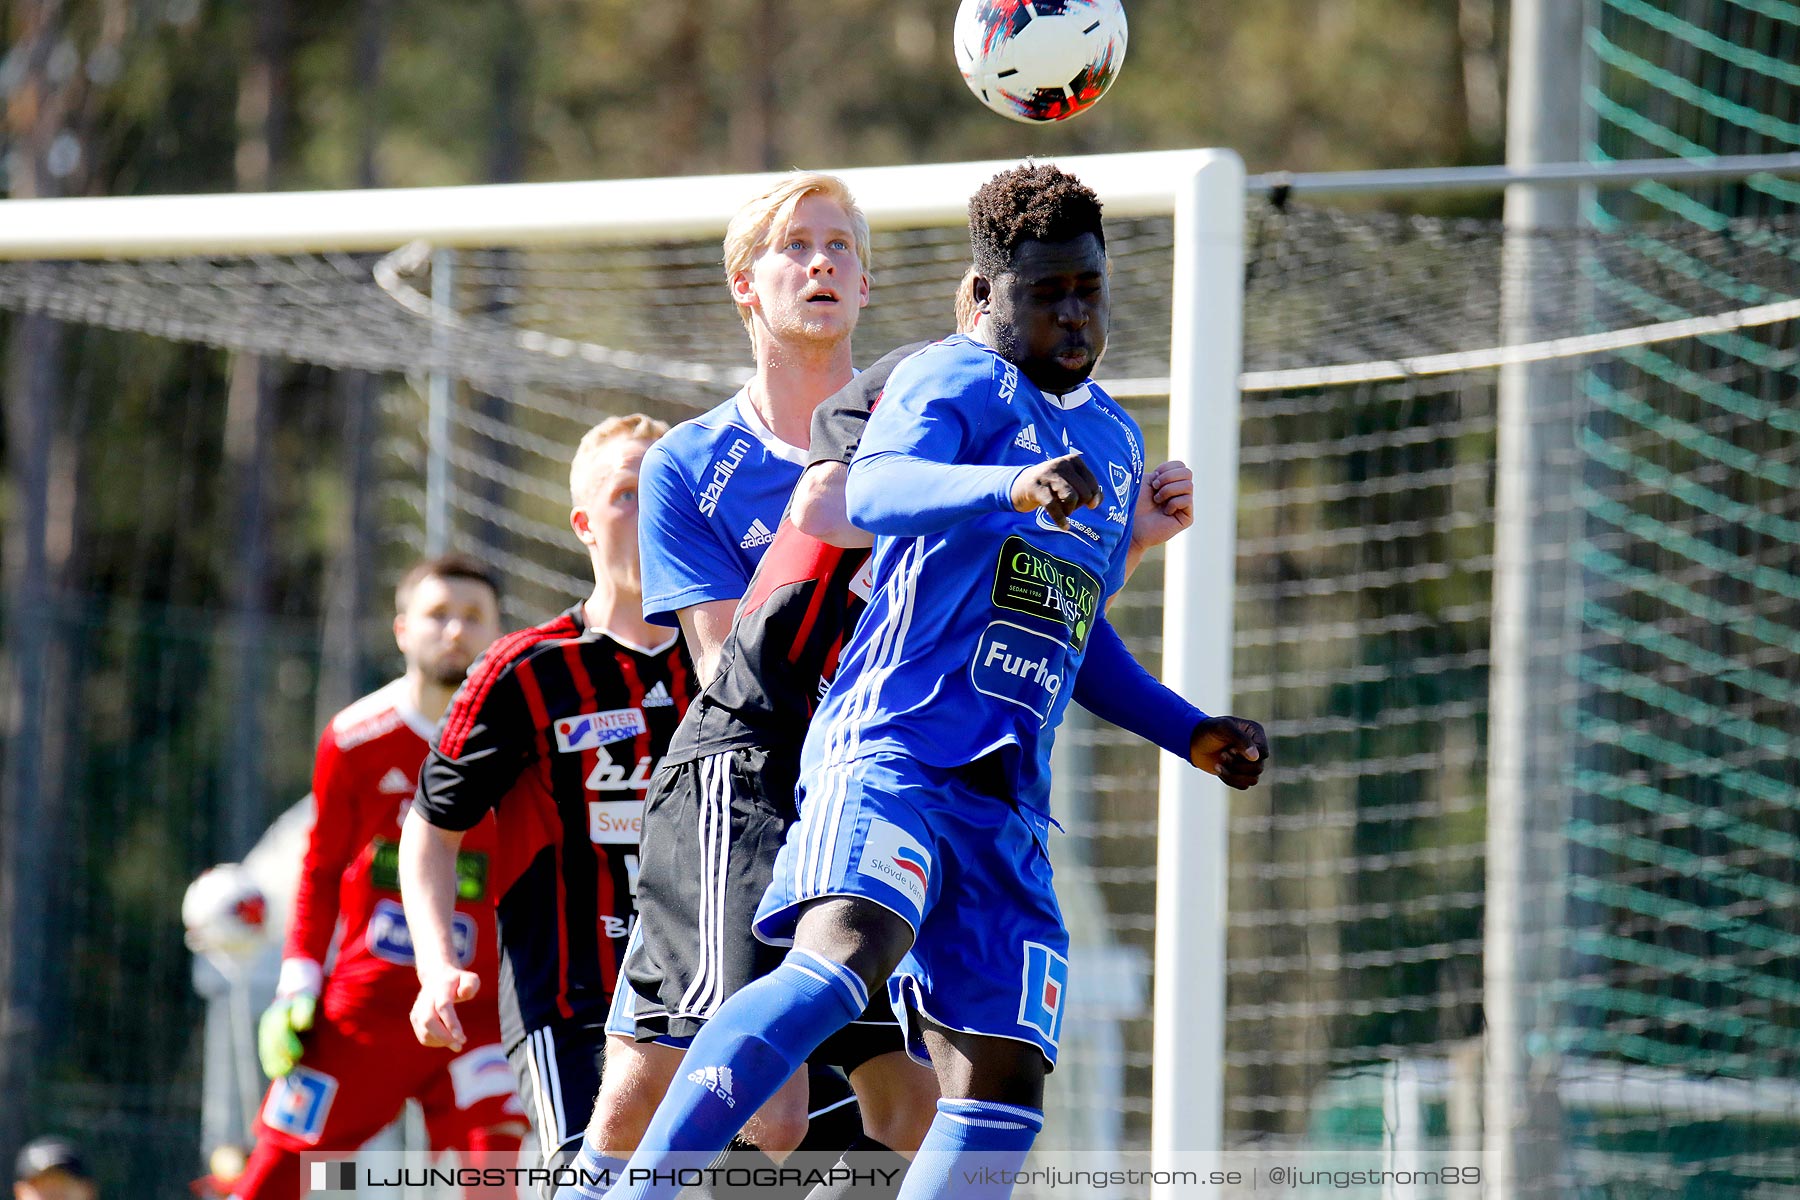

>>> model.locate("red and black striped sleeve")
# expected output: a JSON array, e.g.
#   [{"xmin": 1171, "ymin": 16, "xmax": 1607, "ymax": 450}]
[{"xmin": 414, "ymin": 620, "xmax": 569, "ymax": 832}]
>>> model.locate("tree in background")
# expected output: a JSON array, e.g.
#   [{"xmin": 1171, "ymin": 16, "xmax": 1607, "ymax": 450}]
[{"xmin": 0, "ymin": 0, "xmax": 1510, "ymax": 1181}]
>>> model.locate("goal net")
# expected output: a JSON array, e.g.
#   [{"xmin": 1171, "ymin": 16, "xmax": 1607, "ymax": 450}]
[{"xmin": 1, "ymin": 159, "xmax": 1797, "ymax": 1193}]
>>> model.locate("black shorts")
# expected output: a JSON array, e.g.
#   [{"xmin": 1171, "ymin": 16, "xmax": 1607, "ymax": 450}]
[
  {"xmin": 625, "ymin": 745, "xmax": 903, "ymax": 1073},
  {"xmin": 507, "ymin": 1021, "xmax": 604, "ymax": 1177}
]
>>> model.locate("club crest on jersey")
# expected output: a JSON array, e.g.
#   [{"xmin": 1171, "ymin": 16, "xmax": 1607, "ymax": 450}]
[
  {"xmin": 367, "ymin": 898, "xmax": 475, "ymax": 968},
  {"xmin": 1018, "ymin": 941, "xmax": 1070, "ymax": 1048},
  {"xmin": 1109, "ymin": 462, "xmax": 1132, "ymax": 505},
  {"xmin": 262, "ymin": 1066, "xmax": 338, "ymax": 1143},
  {"xmin": 555, "ymin": 709, "xmax": 648, "ymax": 752},
  {"xmin": 698, "ymin": 437, "xmax": 751, "ymax": 517},
  {"xmin": 856, "ymin": 819, "xmax": 932, "ymax": 914}
]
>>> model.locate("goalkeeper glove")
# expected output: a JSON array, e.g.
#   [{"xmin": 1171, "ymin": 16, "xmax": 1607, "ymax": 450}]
[{"xmin": 258, "ymin": 958, "xmax": 323, "ymax": 1079}]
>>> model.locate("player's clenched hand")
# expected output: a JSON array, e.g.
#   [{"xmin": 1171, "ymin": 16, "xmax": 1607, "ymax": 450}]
[
  {"xmin": 411, "ymin": 968, "xmax": 480, "ymax": 1051},
  {"xmin": 1012, "ymin": 452, "xmax": 1102, "ymax": 530},
  {"xmin": 1189, "ymin": 716, "xmax": 1270, "ymax": 790},
  {"xmin": 1130, "ymin": 460, "xmax": 1195, "ymax": 551},
  {"xmin": 257, "ymin": 991, "xmax": 317, "ymax": 1079}
]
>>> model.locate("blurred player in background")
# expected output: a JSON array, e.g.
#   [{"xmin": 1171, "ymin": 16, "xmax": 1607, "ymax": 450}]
[
  {"xmin": 231, "ymin": 555, "xmax": 521, "ymax": 1200},
  {"xmin": 401, "ymin": 416, "xmax": 692, "ymax": 1186},
  {"xmin": 13, "ymin": 1137, "xmax": 97, "ymax": 1200},
  {"xmin": 598, "ymin": 164, "xmax": 1269, "ymax": 1200},
  {"xmin": 568, "ymin": 171, "xmax": 884, "ymax": 1179}
]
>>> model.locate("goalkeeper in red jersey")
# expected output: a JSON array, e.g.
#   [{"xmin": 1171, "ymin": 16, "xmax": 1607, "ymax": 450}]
[{"xmin": 231, "ymin": 555, "xmax": 525, "ymax": 1200}]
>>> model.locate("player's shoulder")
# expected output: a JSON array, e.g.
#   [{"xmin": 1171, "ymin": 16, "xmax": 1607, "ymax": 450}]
[
  {"xmin": 329, "ymin": 678, "xmax": 418, "ymax": 751},
  {"xmin": 650, "ymin": 388, "xmax": 755, "ymax": 472},
  {"xmin": 1082, "ymin": 381, "xmax": 1146, "ymax": 462},
  {"xmin": 460, "ymin": 609, "xmax": 586, "ymax": 694},
  {"xmin": 885, "ymin": 335, "xmax": 1006, "ymax": 402}
]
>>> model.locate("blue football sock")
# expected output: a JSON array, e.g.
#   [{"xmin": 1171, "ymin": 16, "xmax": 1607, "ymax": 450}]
[
  {"xmin": 896, "ymin": 1099, "xmax": 1044, "ymax": 1200},
  {"xmin": 602, "ymin": 949, "xmax": 870, "ymax": 1200},
  {"xmin": 553, "ymin": 1145, "xmax": 630, "ymax": 1200}
]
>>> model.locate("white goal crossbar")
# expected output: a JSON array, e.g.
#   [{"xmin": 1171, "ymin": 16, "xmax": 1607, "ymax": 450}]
[{"xmin": 0, "ymin": 148, "xmax": 1224, "ymax": 257}]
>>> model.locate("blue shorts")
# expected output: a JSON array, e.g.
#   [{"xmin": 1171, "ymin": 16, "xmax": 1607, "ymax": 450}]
[{"xmin": 755, "ymin": 753, "xmax": 1070, "ymax": 1068}]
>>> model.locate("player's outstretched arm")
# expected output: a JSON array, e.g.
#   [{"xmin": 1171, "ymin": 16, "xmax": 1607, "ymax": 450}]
[
  {"xmin": 847, "ymin": 448, "xmax": 1024, "ymax": 536},
  {"xmin": 1189, "ymin": 716, "xmax": 1270, "ymax": 790},
  {"xmin": 1073, "ymin": 616, "xmax": 1206, "ymax": 757},
  {"xmin": 398, "ymin": 807, "xmax": 478, "ymax": 1050}
]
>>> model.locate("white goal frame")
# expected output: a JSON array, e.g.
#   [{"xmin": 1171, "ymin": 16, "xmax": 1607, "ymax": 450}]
[{"xmin": 0, "ymin": 148, "xmax": 1249, "ymax": 1165}]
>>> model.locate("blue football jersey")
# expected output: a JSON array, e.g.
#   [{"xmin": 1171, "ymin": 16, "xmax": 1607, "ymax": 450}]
[
  {"xmin": 803, "ymin": 336, "xmax": 1145, "ymax": 815},
  {"xmin": 638, "ymin": 387, "xmax": 808, "ymax": 627}
]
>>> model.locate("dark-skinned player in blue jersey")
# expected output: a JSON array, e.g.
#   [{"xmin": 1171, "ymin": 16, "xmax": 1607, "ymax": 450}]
[{"xmin": 597, "ymin": 164, "xmax": 1270, "ymax": 1200}]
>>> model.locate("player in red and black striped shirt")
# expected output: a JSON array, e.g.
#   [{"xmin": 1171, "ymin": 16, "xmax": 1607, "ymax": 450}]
[{"xmin": 400, "ymin": 415, "xmax": 696, "ymax": 1176}]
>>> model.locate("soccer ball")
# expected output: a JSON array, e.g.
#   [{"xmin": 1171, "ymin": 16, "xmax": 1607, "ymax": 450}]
[
  {"xmin": 182, "ymin": 863, "xmax": 270, "ymax": 962},
  {"xmin": 954, "ymin": 0, "xmax": 1129, "ymax": 124}
]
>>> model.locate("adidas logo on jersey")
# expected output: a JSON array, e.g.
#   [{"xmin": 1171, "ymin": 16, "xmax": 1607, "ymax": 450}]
[
  {"xmin": 740, "ymin": 519, "xmax": 774, "ymax": 549},
  {"xmin": 377, "ymin": 767, "xmax": 413, "ymax": 795},
  {"xmin": 642, "ymin": 680, "xmax": 673, "ymax": 708},
  {"xmin": 1014, "ymin": 423, "xmax": 1041, "ymax": 453},
  {"xmin": 687, "ymin": 1065, "xmax": 737, "ymax": 1108}
]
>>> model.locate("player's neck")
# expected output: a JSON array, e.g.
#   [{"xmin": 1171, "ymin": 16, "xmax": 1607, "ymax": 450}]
[
  {"xmin": 749, "ymin": 339, "xmax": 854, "ymax": 449},
  {"xmin": 583, "ymin": 576, "xmax": 663, "ymax": 651},
  {"xmin": 402, "ymin": 669, "xmax": 456, "ymax": 724}
]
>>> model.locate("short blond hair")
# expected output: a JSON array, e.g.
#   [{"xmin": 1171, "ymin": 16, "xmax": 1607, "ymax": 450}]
[
  {"xmin": 571, "ymin": 413, "xmax": 668, "ymax": 506},
  {"xmin": 723, "ymin": 171, "xmax": 872, "ymax": 334},
  {"xmin": 953, "ymin": 266, "xmax": 980, "ymax": 334}
]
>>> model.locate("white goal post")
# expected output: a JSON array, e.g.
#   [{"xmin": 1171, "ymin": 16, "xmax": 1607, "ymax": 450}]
[{"xmin": 0, "ymin": 148, "xmax": 1249, "ymax": 1162}]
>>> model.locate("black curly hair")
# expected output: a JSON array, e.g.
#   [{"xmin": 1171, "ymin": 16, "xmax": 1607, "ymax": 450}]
[{"xmin": 967, "ymin": 163, "xmax": 1106, "ymax": 280}]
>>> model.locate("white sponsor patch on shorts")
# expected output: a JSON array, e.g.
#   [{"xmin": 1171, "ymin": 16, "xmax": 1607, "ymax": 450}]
[
  {"xmin": 448, "ymin": 1043, "xmax": 521, "ymax": 1110},
  {"xmin": 847, "ymin": 557, "xmax": 876, "ymax": 604},
  {"xmin": 856, "ymin": 819, "xmax": 932, "ymax": 914}
]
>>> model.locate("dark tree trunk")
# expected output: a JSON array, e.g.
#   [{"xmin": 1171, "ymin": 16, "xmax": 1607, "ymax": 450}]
[
  {"xmin": 317, "ymin": 0, "xmax": 387, "ymax": 723},
  {"xmin": 0, "ymin": 0, "xmax": 92, "ymax": 1155},
  {"xmin": 219, "ymin": 0, "xmax": 292, "ymax": 856},
  {"xmin": 729, "ymin": 0, "xmax": 780, "ymax": 171}
]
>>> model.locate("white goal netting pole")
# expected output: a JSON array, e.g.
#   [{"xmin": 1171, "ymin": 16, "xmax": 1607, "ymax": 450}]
[{"xmin": 1152, "ymin": 152, "xmax": 1245, "ymax": 1181}]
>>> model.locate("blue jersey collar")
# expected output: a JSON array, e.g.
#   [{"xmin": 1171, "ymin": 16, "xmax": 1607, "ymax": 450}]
[{"xmin": 949, "ymin": 335, "xmax": 1093, "ymax": 410}]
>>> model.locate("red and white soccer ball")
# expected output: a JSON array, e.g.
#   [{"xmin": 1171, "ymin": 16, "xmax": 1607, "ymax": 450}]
[
  {"xmin": 182, "ymin": 863, "xmax": 270, "ymax": 963},
  {"xmin": 954, "ymin": 0, "xmax": 1129, "ymax": 124}
]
